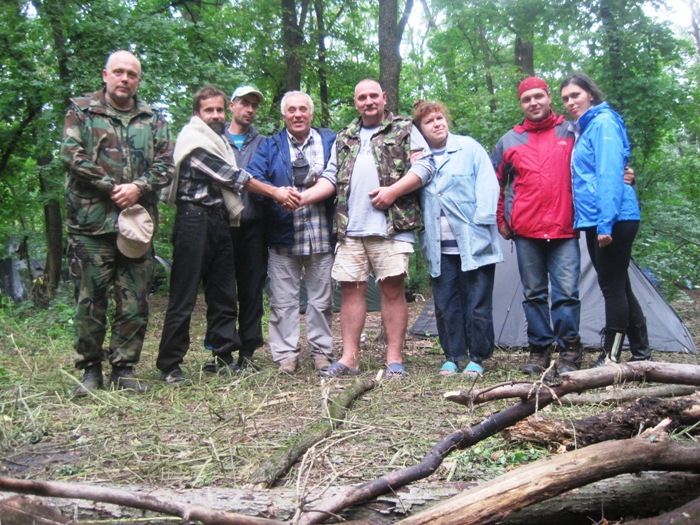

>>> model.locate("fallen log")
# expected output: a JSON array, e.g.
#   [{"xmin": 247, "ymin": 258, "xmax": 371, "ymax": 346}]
[
  {"xmin": 0, "ymin": 477, "xmax": 286, "ymax": 525},
  {"xmin": 395, "ymin": 423, "xmax": 700, "ymax": 525},
  {"xmin": 622, "ymin": 494, "xmax": 700, "ymax": 524},
  {"xmin": 498, "ymin": 472, "xmax": 700, "ymax": 525},
  {"xmin": 445, "ymin": 362, "xmax": 700, "ymax": 407},
  {"xmin": 502, "ymin": 393, "xmax": 700, "ymax": 450},
  {"xmin": 249, "ymin": 377, "xmax": 377, "ymax": 488}
]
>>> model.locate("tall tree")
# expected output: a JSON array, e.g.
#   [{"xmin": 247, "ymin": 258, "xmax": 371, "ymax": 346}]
[{"xmin": 379, "ymin": 0, "xmax": 414, "ymax": 113}]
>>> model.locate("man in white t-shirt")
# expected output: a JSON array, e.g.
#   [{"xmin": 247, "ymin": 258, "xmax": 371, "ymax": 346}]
[{"xmin": 301, "ymin": 79, "xmax": 427, "ymax": 378}]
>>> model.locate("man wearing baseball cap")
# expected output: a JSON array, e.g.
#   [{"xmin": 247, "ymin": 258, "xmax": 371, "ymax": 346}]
[{"xmin": 201, "ymin": 85, "xmax": 268, "ymax": 372}]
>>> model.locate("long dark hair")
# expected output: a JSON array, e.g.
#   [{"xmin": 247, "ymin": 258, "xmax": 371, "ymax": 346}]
[{"xmin": 560, "ymin": 73, "xmax": 605, "ymax": 106}]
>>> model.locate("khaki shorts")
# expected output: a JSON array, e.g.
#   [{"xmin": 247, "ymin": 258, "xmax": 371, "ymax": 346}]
[{"xmin": 332, "ymin": 236, "xmax": 413, "ymax": 282}]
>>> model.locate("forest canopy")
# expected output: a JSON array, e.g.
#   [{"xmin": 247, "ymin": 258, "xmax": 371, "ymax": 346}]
[{"xmin": 1, "ymin": 0, "xmax": 699, "ymax": 298}]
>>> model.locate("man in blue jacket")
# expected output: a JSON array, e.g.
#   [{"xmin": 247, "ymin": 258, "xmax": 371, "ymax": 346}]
[{"xmin": 246, "ymin": 91, "xmax": 336, "ymax": 373}]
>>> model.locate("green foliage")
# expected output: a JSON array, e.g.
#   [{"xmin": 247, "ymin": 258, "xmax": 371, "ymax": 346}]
[{"xmin": 450, "ymin": 437, "xmax": 549, "ymax": 481}]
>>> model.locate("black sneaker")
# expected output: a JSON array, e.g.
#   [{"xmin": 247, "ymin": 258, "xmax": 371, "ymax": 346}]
[
  {"xmin": 217, "ymin": 361, "xmax": 242, "ymax": 376},
  {"xmin": 161, "ymin": 367, "xmax": 191, "ymax": 386}
]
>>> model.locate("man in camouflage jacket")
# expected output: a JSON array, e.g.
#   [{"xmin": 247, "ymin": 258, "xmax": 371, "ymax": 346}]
[
  {"xmin": 61, "ymin": 50, "xmax": 174, "ymax": 396},
  {"xmin": 301, "ymin": 79, "xmax": 424, "ymax": 379}
]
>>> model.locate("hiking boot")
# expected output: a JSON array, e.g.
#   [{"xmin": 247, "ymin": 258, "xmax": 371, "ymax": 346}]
[
  {"xmin": 558, "ymin": 336, "xmax": 584, "ymax": 373},
  {"xmin": 161, "ymin": 367, "xmax": 191, "ymax": 387},
  {"xmin": 217, "ymin": 361, "xmax": 242, "ymax": 376},
  {"xmin": 312, "ymin": 355, "xmax": 333, "ymax": 371},
  {"xmin": 72, "ymin": 363, "xmax": 104, "ymax": 397},
  {"xmin": 203, "ymin": 354, "xmax": 240, "ymax": 375},
  {"xmin": 592, "ymin": 329, "xmax": 625, "ymax": 367},
  {"xmin": 626, "ymin": 321, "xmax": 653, "ymax": 362},
  {"xmin": 521, "ymin": 345, "xmax": 552, "ymax": 375},
  {"xmin": 279, "ymin": 359, "xmax": 298, "ymax": 374},
  {"xmin": 109, "ymin": 366, "xmax": 149, "ymax": 393}
]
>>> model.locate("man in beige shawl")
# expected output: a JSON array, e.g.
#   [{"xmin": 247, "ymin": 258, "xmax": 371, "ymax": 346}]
[{"xmin": 157, "ymin": 87, "xmax": 300, "ymax": 386}]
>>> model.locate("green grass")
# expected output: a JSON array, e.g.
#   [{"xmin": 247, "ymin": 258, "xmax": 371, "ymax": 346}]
[{"xmin": 1, "ymin": 284, "xmax": 698, "ymax": 492}]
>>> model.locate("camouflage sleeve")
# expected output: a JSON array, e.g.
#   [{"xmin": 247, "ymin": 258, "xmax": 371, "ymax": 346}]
[
  {"xmin": 133, "ymin": 112, "xmax": 174, "ymax": 195},
  {"xmin": 60, "ymin": 104, "xmax": 115, "ymax": 194}
]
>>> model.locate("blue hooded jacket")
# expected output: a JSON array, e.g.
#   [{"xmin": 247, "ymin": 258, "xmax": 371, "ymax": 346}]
[{"xmin": 571, "ymin": 102, "xmax": 640, "ymax": 235}]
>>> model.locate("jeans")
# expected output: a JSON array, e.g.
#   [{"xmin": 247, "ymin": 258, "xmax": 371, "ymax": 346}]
[
  {"xmin": 584, "ymin": 220, "xmax": 645, "ymax": 331},
  {"xmin": 430, "ymin": 255, "xmax": 496, "ymax": 363},
  {"xmin": 157, "ymin": 205, "xmax": 241, "ymax": 373},
  {"xmin": 514, "ymin": 236, "xmax": 581, "ymax": 347}
]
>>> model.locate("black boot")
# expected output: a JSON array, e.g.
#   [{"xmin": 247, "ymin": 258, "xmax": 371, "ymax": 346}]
[
  {"xmin": 626, "ymin": 321, "xmax": 653, "ymax": 362},
  {"xmin": 558, "ymin": 336, "xmax": 584, "ymax": 373},
  {"xmin": 521, "ymin": 344, "xmax": 552, "ymax": 375},
  {"xmin": 592, "ymin": 329, "xmax": 625, "ymax": 367},
  {"xmin": 237, "ymin": 349, "xmax": 259, "ymax": 372},
  {"xmin": 72, "ymin": 363, "xmax": 104, "ymax": 397},
  {"xmin": 109, "ymin": 366, "xmax": 149, "ymax": 393}
]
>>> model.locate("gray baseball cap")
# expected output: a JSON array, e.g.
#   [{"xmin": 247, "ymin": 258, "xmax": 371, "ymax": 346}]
[{"xmin": 231, "ymin": 86, "xmax": 264, "ymax": 102}]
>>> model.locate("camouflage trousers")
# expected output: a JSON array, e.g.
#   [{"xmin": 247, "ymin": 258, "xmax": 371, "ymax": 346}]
[{"xmin": 67, "ymin": 233, "xmax": 153, "ymax": 369}]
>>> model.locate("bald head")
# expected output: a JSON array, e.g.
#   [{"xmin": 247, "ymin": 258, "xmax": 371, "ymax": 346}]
[
  {"xmin": 102, "ymin": 51, "xmax": 142, "ymax": 111},
  {"xmin": 354, "ymin": 79, "xmax": 387, "ymax": 127}
]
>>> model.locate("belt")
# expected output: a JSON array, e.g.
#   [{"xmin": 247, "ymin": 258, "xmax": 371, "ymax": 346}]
[{"xmin": 177, "ymin": 201, "xmax": 227, "ymax": 217}]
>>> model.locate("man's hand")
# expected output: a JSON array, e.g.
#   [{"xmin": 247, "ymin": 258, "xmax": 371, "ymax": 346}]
[
  {"xmin": 623, "ymin": 166, "xmax": 635, "ymax": 185},
  {"xmin": 498, "ymin": 223, "xmax": 514, "ymax": 240},
  {"xmin": 273, "ymin": 186, "xmax": 302, "ymax": 211},
  {"xmin": 369, "ymin": 186, "xmax": 397, "ymax": 210},
  {"xmin": 111, "ymin": 183, "xmax": 140, "ymax": 209},
  {"xmin": 598, "ymin": 234, "xmax": 613, "ymax": 248}
]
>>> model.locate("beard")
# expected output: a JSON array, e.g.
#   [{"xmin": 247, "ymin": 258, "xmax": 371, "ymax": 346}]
[{"xmin": 207, "ymin": 121, "xmax": 225, "ymax": 135}]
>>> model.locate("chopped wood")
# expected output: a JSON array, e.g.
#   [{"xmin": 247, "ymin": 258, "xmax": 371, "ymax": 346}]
[{"xmin": 559, "ymin": 384, "xmax": 698, "ymax": 405}]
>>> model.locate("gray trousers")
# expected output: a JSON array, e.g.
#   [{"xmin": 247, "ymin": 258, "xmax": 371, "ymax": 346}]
[{"xmin": 267, "ymin": 251, "xmax": 334, "ymax": 364}]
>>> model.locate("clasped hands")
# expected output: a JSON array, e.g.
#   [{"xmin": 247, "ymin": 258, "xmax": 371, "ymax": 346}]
[{"xmin": 274, "ymin": 186, "xmax": 303, "ymax": 212}]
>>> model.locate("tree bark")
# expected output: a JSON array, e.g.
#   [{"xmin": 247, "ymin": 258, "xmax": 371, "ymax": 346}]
[
  {"xmin": 623, "ymin": 494, "xmax": 700, "ymax": 524},
  {"xmin": 396, "ymin": 425, "xmax": 700, "ymax": 525},
  {"xmin": 379, "ymin": 0, "xmax": 414, "ymax": 113},
  {"xmin": 503, "ymin": 393, "xmax": 700, "ymax": 450},
  {"xmin": 559, "ymin": 384, "xmax": 698, "ymax": 405},
  {"xmin": 248, "ymin": 377, "xmax": 377, "ymax": 487},
  {"xmin": 498, "ymin": 472, "xmax": 700, "ymax": 525},
  {"xmin": 281, "ymin": 0, "xmax": 309, "ymax": 92}
]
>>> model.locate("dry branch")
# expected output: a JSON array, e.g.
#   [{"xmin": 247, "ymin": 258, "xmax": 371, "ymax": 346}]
[
  {"xmin": 503, "ymin": 393, "xmax": 700, "ymax": 450},
  {"xmin": 395, "ymin": 425, "xmax": 700, "ymax": 525},
  {"xmin": 559, "ymin": 384, "xmax": 698, "ymax": 405},
  {"xmin": 249, "ymin": 377, "xmax": 377, "ymax": 488},
  {"xmin": 0, "ymin": 476, "xmax": 286, "ymax": 525},
  {"xmin": 445, "ymin": 362, "xmax": 700, "ymax": 407}
]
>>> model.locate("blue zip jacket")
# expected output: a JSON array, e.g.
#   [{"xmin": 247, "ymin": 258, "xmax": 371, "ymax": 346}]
[
  {"xmin": 571, "ymin": 102, "xmax": 640, "ymax": 235},
  {"xmin": 246, "ymin": 127, "xmax": 335, "ymax": 248}
]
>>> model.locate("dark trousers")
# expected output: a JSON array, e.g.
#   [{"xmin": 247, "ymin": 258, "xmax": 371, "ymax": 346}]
[
  {"xmin": 584, "ymin": 220, "xmax": 645, "ymax": 332},
  {"xmin": 230, "ymin": 219, "xmax": 268, "ymax": 353},
  {"xmin": 431, "ymin": 255, "xmax": 496, "ymax": 364},
  {"xmin": 157, "ymin": 205, "xmax": 241, "ymax": 373}
]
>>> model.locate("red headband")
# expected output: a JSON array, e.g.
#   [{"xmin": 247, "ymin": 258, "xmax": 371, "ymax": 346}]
[{"xmin": 518, "ymin": 77, "xmax": 549, "ymax": 98}]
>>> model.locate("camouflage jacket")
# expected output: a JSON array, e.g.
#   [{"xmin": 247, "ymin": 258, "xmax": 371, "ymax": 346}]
[
  {"xmin": 333, "ymin": 111, "xmax": 422, "ymax": 239},
  {"xmin": 61, "ymin": 89, "xmax": 174, "ymax": 235}
]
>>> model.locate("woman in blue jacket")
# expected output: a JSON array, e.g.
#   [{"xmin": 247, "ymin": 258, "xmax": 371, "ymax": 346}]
[{"xmin": 560, "ymin": 73, "xmax": 651, "ymax": 366}]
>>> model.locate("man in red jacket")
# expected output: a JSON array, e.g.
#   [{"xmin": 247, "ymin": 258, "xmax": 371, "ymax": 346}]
[{"xmin": 490, "ymin": 77, "xmax": 583, "ymax": 374}]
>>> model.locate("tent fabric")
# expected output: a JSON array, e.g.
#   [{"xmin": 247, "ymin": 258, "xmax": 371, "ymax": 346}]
[{"xmin": 410, "ymin": 237, "xmax": 696, "ymax": 353}]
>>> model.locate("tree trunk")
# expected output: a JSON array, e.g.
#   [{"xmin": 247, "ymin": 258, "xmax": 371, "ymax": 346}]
[
  {"xmin": 623, "ymin": 494, "xmax": 700, "ymax": 524},
  {"xmin": 313, "ymin": 0, "xmax": 329, "ymax": 126},
  {"xmin": 514, "ymin": 35, "xmax": 534, "ymax": 76},
  {"xmin": 281, "ymin": 0, "xmax": 309, "ymax": 92},
  {"xmin": 379, "ymin": 0, "xmax": 414, "ymax": 114}
]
